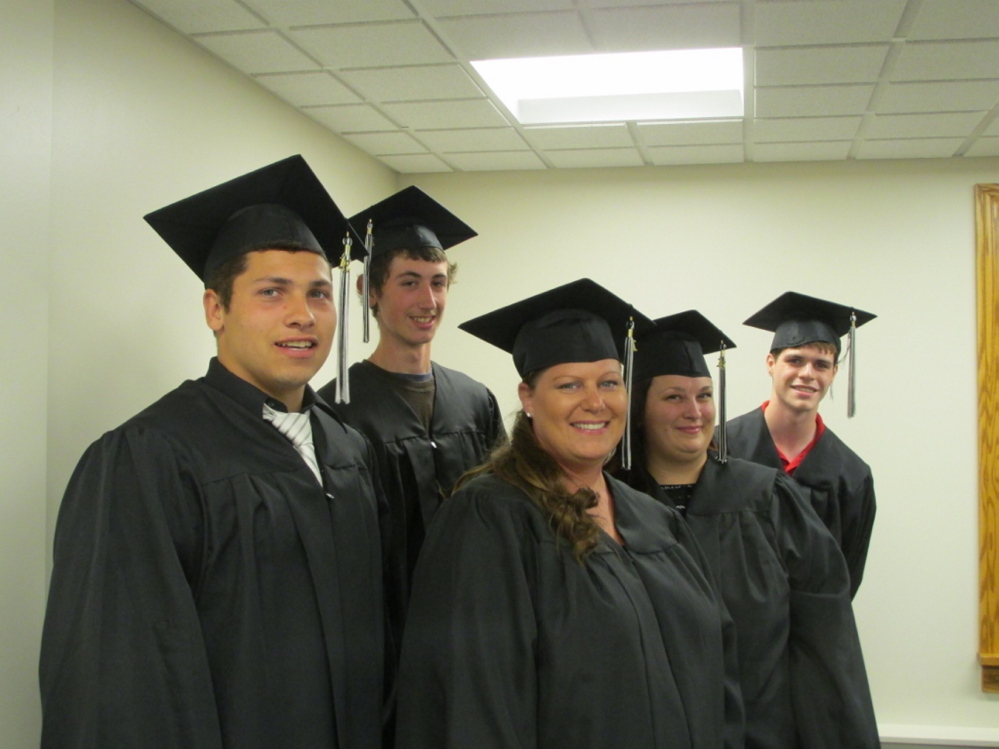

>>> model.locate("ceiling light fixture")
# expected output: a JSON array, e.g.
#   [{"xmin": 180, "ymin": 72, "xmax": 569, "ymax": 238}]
[{"xmin": 472, "ymin": 48, "xmax": 744, "ymax": 125}]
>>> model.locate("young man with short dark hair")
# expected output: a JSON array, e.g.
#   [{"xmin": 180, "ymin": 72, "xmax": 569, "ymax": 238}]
[
  {"xmin": 726, "ymin": 291, "xmax": 877, "ymax": 598},
  {"xmin": 318, "ymin": 187, "xmax": 505, "ymax": 655},
  {"xmin": 40, "ymin": 156, "xmax": 385, "ymax": 749}
]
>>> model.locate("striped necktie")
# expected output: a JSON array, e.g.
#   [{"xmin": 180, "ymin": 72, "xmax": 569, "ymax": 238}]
[{"xmin": 263, "ymin": 404, "xmax": 323, "ymax": 485}]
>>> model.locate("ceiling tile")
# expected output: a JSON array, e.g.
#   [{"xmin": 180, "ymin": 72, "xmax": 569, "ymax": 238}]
[
  {"xmin": 755, "ymin": 85, "xmax": 874, "ymax": 117},
  {"xmin": 339, "ymin": 65, "xmax": 484, "ymax": 102},
  {"xmin": 865, "ymin": 111, "xmax": 986, "ymax": 139},
  {"xmin": 253, "ymin": 71, "xmax": 360, "ymax": 106},
  {"xmin": 754, "ymin": 116, "xmax": 861, "ymax": 142},
  {"xmin": 876, "ymin": 80, "xmax": 999, "ymax": 114},
  {"xmin": 439, "ymin": 12, "xmax": 592, "ymax": 60},
  {"xmin": 756, "ymin": 45, "xmax": 889, "ymax": 86},
  {"xmin": 423, "ymin": 0, "xmax": 574, "ymax": 15},
  {"xmin": 523, "ymin": 124, "xmax": 634, "ymax": 149},
  {"xmin": 130, "ymin": 0, "xmax": 264, "ymax": 34},
  {"xmin": 965, "ymin": 138, "xmax": 999, "ymax": 157},
  {"xmin": 417, "ymin": 128, "xmax": 529, "ymax": 151},
  {"xmin": 379, "ymin": 154, "xmax": 454, "ymax": 173},
  {"xmin": 753, "ymin": 141, "xmax": 853, "ymax": 162},
  {"xmin": 755, "ymin": 0, "xmax": 906, "ymax": 47},
  {"xmin": 855, "ymin": 138, "xmax": 963, "ymax": 159},
  {"xmin": 303, "ymin": 104, "xmax": 399, "ymax": 133},
  {"xmin": 892, "ymin": 40, "xmax": 999, "ymax": 82},
  {"xmin": 342, "ymin": 132, "xmax": 428, "ymax": 155},
  {"xmin": 908, "ymin": 0, "xmax": 999, "ymax": 41},
  {"xmin": 445, "ymin": 151, "xmax": 548, "ymax": 171},
  {"xmin": 243, "ymin": 0, "xmax": 414, "ymax": 25},
  {"xmin": 194, "ymin": 30, "xmax": 319, "ymax": 74},
  {"xmin": 639, "ymin": 120, "xmax": 743, "ymax": 147},
  {"xmin": 544, "ymin": 148, "xmax": 644, "ymax": 168},
  {"xmin": 380, "ymin": 99, "xmax": 509, "ymax": 130},
  {"xmin": 588, "ymin": 3, "xmax": 741, "ymax": 52},
  {"xmin": 647, "ymin": 144, "xmax": 744, "ymax": 166},
  {"xmin": 289, "ymin": 22, "xmax": 453, "ymax": 68},
  {"xmin": 123, "ymin": 0, "xmax": 999, "ymax": 173}
]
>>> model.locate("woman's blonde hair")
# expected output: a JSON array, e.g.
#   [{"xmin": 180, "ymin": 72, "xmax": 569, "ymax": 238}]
[{"xmin": 454, "ymin": 374, "xmax": 602, "ymax": 563}]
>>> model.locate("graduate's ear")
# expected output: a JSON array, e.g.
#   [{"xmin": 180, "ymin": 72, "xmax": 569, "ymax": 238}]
[
  {"xmin": 204, "ymin": 289, "xmax": 225, "ymax": 334},
  {"xmin": 517, "ymin": 380, "xmax": 534, "ymax": 415},
  {"xmin": 765, "ymin": 352, "xmax": 776, "ymax": 376}
]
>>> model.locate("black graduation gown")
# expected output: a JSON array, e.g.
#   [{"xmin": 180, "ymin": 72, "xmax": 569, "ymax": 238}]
[
  {"xmin": 318, "ymin": 361, "xmax": 506, "ymax": 646},
  {"xmin": 40, "ymin": 359, "xmax": 385, "ymax": 749},
  {"xmin": 628, "ymin": 456, "xmax": 879, "ymax": 749},
  {"xmin": 726, "ymin": 408, "xmax": 876, "ymax": 598},
  {"xmin": 395, "ymin": 473, "xmax": 744, "ymax": 749}
]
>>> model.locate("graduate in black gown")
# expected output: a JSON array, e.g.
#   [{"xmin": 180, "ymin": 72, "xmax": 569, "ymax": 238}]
[
  {"xmin": 618, "ymin": 310, "xmax": 879, "ymax": 749},
  {"xmin": 39, "ymin": 156, "xmax": 385, "ymax": 749},
  {"xmin": 725, "ymin": 292, "xmax": 877, "ymax": 598},
  {"xmin": 395, "ymin": 279, "xmax": 744, "ymax": 749},
  {"xmin": 316, "ymin": 187, "xmax": 505, "ymax": 670}
]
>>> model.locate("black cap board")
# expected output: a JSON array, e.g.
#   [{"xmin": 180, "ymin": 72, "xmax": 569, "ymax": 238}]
[
  {"xmin": 458, "ymin": 278, "xmax": 653, "ymax": 378},
  {"xmin": 348, "ymin": 185, "xmax": 476, "ymax": 261},
  {"xmin": 144, "ymin": 155, "xmax": 361, "ymax": 282},
  {"xmin": 636, "ymin": 310, "xmax": 736, "ymax": 382},
  {"xmin": 744, "ymin": 291, "xmax": 876, "ymax": 354}
]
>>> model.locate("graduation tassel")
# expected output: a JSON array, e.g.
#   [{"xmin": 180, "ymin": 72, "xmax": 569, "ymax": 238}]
[
  {"xmin": 362, "ymin": 219, "xmax": 373, "ymax": 343},
  {"xmin": 621, "ymin": 316, "xmax": 637, "ymax": 471},
  {"xmin": 846, "ymin": 310, "xmax": 857, "ymax": 418},
  {"xmin": 717, "ymin": 340, "xmax": 728, "ymax": 463},
  {"xmin": 334, "ymin": 233, "xmax": 353, "ymax": 404}
]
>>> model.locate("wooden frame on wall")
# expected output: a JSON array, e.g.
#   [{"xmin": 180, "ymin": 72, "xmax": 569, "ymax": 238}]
[{"xmin": 977, "ymin": 183, "xmax": 999, "ymax": 692}]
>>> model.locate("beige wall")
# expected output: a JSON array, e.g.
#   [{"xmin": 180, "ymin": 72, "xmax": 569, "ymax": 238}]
[
  {"xmin": 5, "ymin": 0, "xmax": 999, "ymax": 745},
  {"xmin": 1, "ymin": 0, "xmax": 53, "ymax": 744}
]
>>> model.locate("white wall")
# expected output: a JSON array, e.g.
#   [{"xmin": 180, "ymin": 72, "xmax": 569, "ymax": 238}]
[
  {"xmin": 1, "ymin": 0, "xmax": 53, "ymax": 744},
  {"xmin": 406, "ymin": 159, "xmax": 999, "ymax": 743}
]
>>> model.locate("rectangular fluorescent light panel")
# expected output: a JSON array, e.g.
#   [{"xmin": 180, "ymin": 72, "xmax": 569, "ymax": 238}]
[{"xmin": 472, "ymin": 48, "xmax": 744, "ymax": 125}]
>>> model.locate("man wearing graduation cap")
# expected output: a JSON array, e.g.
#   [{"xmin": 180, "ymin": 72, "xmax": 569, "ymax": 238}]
[
  {"xmin": 39, "ymin": 156, "xmax": 385, "ymax": 749},
  {"xmin": 726, "ymin": 291, "xmax": 877, "ymax": 598},
  {"xmin": 316, "ymin": 186, "xmax": 505, "ymax": 658}
]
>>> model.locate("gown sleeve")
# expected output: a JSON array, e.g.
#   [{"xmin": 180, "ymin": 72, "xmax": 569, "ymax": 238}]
[
  {"xmin": 39, "ymin": 427, "xmax": 222, "ymax": 749},
  {"xmin": 394, "ymin": 484, "xmax": 539, "ymax": 749},
  {"xmin": 841, "ymin": 472, "xmax": 876, "ymax": 599},
  {"xmin": 774, "ymin": 473, "xmax": 879, "ymax": 749}
]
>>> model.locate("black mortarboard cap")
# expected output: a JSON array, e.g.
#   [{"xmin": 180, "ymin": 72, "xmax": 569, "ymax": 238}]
[
  {"xmin": 744, "ymin": 291, "xmax": 876, "ymax": 354},
  {"xmin": 636, "ymin": 310, "xmax": 736, "ymax": 382},
  {"xmin": 144, "ymin": 154, "xmax": 360, "ymax": 282},
  {"xmin": 458, "ymin": 278, "xmax": 653, "ymax": 378},
  {"xmin": 348, "ymin": 185, "xmax": 476, "ymax": 260},
  {"xmin": 745, "ymin": 291, "xmax": 876, "ymax": 418}
]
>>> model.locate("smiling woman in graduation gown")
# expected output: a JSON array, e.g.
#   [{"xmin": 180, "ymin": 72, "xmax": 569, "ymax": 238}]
[
  {"xmin": 618, "ymin": 311, "xmax": 878, "ymax": 749},
  {"xmin": 394, "ymin": 280, "xmax": 743, "ymax": 749}
]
